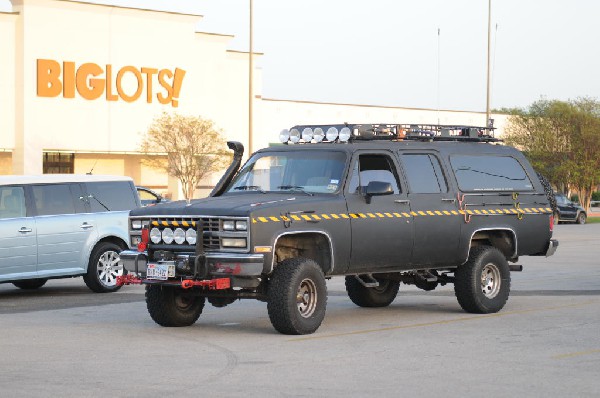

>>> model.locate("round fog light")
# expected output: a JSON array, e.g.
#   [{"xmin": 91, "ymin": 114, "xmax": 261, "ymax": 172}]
[{"xmin": 174, "ymin": 228, "xmax": 186, "ymax": 244}]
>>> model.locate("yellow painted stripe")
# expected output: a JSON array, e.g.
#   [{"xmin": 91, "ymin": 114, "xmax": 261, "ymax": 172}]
[
  {"xmin": 301, "ymin": 215, "xmax": 312, "ymax": 221},
  {"xmin": 281, "ymin": 216, "xmax": 290, "ymax": 222},
  {"xmin": 340, "ymin": 214, "xmax": 349, "ymax": 219},
  {"xmin": 321, "ymin": 214, "xmax": 331, "ymax": 220},
  {"xmin": 161, "ymin": 221, "xmax": 169, "ymax": 227},
  {"xmin": 481, "ymin": 210, "xmax": 488, "ymax": 214},
  {"xmin": 291, "ymin": 215, "xmax": 302, "ymax": 221},
  {"xmin": 258, "ymin": 217, "xmax": 268, "ymax": 223},
  {"xmin": 269, "ymin": 216, "xmax": 279, "ymax": 222},
  {"xmin": 331, "ymin": 214, "xmax": 340, "ymax": 219},
  {"xmin": 402, "ymin": 212, "xmax": 410, "ymax": 217},
  {"xmin": 443, "ymin": 211, "xmax": 451, "ymax": 215},
  {"xmin": 311, "ymin": 215, "xmax": 321, "ymax": 220},
  {"xmin": 182, "ymin": 221, "xmax": 189, "ymax": 227},
  {"xmin": 435, "ymin": 211, "xmax": 443, "ymax": 215},
  {"xmin": 384, "ymin": 212, "xmax": 393, "ymax": 218},
  {"xmin": 418, "ymin": 211, "xmax": 427, "ymax": 216},
  {"xmin": 426, "ymin": 211, "xmax": 435, "ymax": 216},
  {"xmin": 172, "ymin": 221, "xmax": 179, "ymax": 227},
  {"xmin": 350, "ymin": 214, "xmax": 359, "ymax": 219}
]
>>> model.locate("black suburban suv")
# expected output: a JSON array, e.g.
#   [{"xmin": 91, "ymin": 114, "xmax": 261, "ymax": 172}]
[{"xmin": 118, "ymin": 124, "xmax": 558, "ymax": 334}]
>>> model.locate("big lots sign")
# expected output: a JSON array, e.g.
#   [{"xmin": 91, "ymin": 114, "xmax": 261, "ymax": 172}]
[{"xmin": 36, "ymin": 59, "xmax": 186, "ymax": 108}]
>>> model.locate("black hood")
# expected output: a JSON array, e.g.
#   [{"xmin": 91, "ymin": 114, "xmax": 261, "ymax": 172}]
[{"xmin": 130, "ymin": 193, "xmax": 336, "ymax": 217}]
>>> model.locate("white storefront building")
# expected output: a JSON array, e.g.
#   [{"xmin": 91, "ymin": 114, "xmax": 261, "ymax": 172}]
[{"xmin": 0, "ymin": 0, "xmax": 508, "ymax": 199}]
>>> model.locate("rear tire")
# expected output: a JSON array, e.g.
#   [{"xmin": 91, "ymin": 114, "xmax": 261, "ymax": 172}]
[
  {"xmin": 345, "ymin": 276, "xmax": 400, "ymax": 307},
  {"xmin": 12, "ymin": 278, "xmax": 48, "ymax": 290},
  {"xmin": 83, "ymin": 242, "xmax": 124, "ymax": 293},
  {"xmin": 454, "ymin": 246, "xmax": 510, "ymax": 314},
  {"xmin": 146, "ymin": 285, "xmax": 205, "ymax": 327},
  {"xmin": 267, "ymin": 258, "xmax": 327, "ymax": 335}
]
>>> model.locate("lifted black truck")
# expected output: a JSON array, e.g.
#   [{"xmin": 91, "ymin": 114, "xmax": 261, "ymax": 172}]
[{"xmin": 118, "ymin": 123, "xmax": 558, "ymax": 335}]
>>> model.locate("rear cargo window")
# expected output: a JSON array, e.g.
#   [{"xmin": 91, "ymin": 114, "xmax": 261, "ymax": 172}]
[
  {"xmin": 450, "ymin": 155, "xmax": 533, "ymax": 192},
  {"xmin": 86, "ymin": 181, "xmax": 138, "ymax": 211}
]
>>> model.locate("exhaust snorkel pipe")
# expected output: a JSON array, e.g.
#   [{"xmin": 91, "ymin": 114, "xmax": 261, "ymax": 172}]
[{"xmin": 209, "ymin": 141, "xmax": 245, "ymax": 197}]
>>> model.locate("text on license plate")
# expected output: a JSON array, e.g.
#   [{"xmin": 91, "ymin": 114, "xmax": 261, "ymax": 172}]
[{"xmin": 147, "ymin": 262, "xmax": 176, "ymax": 280}]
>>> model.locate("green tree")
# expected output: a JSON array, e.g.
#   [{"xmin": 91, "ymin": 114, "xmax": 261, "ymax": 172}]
[
  {"xmin": 504, "ymin": 98, "xmax": 600, "ymax": 210},
  {"xmin": 140, "ymin": 113, "xmax": 230, "ymax": 200}
]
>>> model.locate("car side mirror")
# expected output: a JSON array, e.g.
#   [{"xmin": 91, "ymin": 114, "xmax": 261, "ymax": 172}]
[{"xmin": 364, "ymin": 181, "xmax": 393, "ymax": 204}]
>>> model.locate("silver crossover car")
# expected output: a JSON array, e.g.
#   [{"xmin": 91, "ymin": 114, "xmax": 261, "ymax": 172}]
[{"xmin": 0, "ymin": 174, "xmax": 140, "ymax": 292}]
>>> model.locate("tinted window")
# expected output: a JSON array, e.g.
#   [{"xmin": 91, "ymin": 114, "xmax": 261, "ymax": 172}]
[
  {"xmin": 86, "ymin": 181, "xmax": 138, "ymax": 212},
  {"xmin": 402, "ymin": 154, "xmax": 447, "ymax": 194},
  {"xmin": 32, "ymin": 184, "xmax": 76, "ymax": 216},
  {"xmin": 0, "ymin": 186, "xmax": 26, "ymax": 219},
  {"xmin": 451, "ymin": 155, "xmax": 533, "ymax": 191}
]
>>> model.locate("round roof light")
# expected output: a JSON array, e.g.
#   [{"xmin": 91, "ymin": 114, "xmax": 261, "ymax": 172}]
[
  {"xmin": 289, "ymin": 128, "xmax": 301, "ymax": 144},
  {"xmin": 326, "ymin": 127, "xmax": 339, "ymax": 142},
  {"xmin": 301, "ymin": 127, "xmax": 313, "ymax": 142},
  {"xmin": 279, "ymin": 129, "xmax": 290, "ymax": 143},
  {"xmin": 313, "ymin": 127, "xmax": 325, "ymax": 143},
  {"xmin": 339, "ymin": 127, "xmax": 351, "ymax": 142}
]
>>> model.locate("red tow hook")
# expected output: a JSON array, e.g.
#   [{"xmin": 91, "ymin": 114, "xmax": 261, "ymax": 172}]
[
  {"xmin": 116, "ymin": 274, "xmax": 143, "ymax": 286},
  {"xmin": 181, "ymin": 278, "xmax": 231, "ymax": 290}
]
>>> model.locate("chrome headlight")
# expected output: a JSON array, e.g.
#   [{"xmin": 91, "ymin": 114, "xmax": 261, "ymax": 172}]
[
  {"xmin": 131, "ymin": 220, "xmax": 143, "ymax": 230},
  {"xmin": 150, "ymin": 228, "xmax": 162, "ymax": 244},
  {"xmin": 223, "ymin": 220, "xmax": 235, "ymax": 231},
  {"xmin": 185, "ymin": 228, "xmax": 197, "ymax": 245},
  {"xmin": 173, "ymin": 228, "xmax": 186, "ymax": 244},
  {"xmin": 235, "ymin": 220, "xmax": 247, "ymax": 231},
  {"xmin": 162, "ymin": 228, "xmax": 174, "ymax": 244}
]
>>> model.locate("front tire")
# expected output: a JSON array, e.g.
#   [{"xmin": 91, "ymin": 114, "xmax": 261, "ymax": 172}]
[
  {"xmin": 345, "ymin": 276, "xmax": 400, "ymax": 307},
  {"xmin": 454, "ymin": 246, "xmax": 510, "ymax": 314},
  {"xmin": 146, "ymin": 285, "xmax": 205, "ymax": 327},
  {"xmin": 83, "ymin": 242, "xmax": 124, "ymax": 293},
  {"xmin": 267, "ymin": 258, "xmax": 327, "ymax": 335},
  {"xmin": 577, "ymin": 212, "xmax": 586, "ymax": 224},
  {"xmin": 12, "ymin": 278, "xmax": 48, "ymax": 290}
]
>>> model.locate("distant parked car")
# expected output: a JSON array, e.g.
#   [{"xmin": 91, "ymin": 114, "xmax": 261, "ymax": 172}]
[
  {"xmin": 554, "ymin": 193, "xmax": 586, "ymax": 224},
  {"xmin": 136, "ymin": 186, "xmax": 168, "ymax": 207},
  {"xmin": 0, "ymin": 174, "xmax": 141, "ymax": 292}
]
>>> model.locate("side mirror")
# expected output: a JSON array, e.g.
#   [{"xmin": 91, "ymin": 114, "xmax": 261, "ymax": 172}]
[{"xmin": 364, "ymin": 181, "xmax": 393, "ymax": 203}]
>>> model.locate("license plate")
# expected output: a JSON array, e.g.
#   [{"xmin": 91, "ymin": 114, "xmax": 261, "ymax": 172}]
[{"xmin": 147, "ymin": 262, "xmax": 175, "ymax": 280}]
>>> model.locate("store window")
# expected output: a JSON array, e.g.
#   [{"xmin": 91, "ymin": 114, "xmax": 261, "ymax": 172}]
[{"xmin": 43, "ymin": 152, "xmax": 74, "ymax": 174}]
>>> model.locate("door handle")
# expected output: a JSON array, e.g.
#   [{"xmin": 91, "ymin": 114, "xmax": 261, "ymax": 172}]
[
  {"xmin": 394, "ymin": 200, "xmax": 410, "ymax": 204},
  {"xmin": 80, "ymin": 223, "xmax": 94, "ymax": 229},
  {"xmin": 442, "ymin": 198, "xmax": 456, "ymax": 203},
  {"xmin": 18, "ymin": 227, "xmax": 33, "ymax": 233}
]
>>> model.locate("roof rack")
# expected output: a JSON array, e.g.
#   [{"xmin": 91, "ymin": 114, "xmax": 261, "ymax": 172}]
[{"xmin": 283, "ymin": 123, "xmax": 501, "ymax": 144}]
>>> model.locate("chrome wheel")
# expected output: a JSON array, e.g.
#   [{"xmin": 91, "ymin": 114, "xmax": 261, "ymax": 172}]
[
  {"xmin": 481, "ymin": 263, "xmax": 501, "ymax": 299},
  {"xmin": 97, "ymin": 250, "xmax": 123, "ymax": 287},
  {"xmin": 297, "ymin": 278, "xmax": 318, "ymax": 318}
]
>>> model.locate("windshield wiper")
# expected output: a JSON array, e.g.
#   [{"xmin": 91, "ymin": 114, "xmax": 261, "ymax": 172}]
[
  {"xmin": 277, "ymin": 185, "xmax": 314, "ymax": 196},
  {"xmin": 233, "ymin": 185, "xmax": 266, "ymax": 193}
]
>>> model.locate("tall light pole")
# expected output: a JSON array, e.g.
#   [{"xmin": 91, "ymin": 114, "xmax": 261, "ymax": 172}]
[
  {"xmin": 248, "ymin": 0, "xmax": 254, "ymax": 155},
  {"xmin": 485, "ymin": 0, "xmax": 492, "ymax": 128}
]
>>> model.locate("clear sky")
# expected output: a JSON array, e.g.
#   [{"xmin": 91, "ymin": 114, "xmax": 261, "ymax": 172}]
[{"xmin": 2, "ymin": 0, "xmax": 599, "ymax": 112}]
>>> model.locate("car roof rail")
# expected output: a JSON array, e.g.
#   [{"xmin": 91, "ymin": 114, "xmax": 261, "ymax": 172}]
[{"xmin": 281, "ymin": 123, "xmax": 502, "ymax": 144}]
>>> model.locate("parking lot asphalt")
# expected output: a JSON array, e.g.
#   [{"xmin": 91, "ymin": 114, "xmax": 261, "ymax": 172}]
[{"xmin": 1, "ymin": 223, "xmax": 599, "ymax": 397}]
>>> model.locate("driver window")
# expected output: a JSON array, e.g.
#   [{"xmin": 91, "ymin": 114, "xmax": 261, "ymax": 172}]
[{"xmin": 348, "ymin": 154, "xmax": 400, "ymax": 194}]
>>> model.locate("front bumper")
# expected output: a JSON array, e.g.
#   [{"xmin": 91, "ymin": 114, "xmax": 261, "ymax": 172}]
[
  {"xmin": 546, "ymin": 239, "xmax": 559, "ymax": 257},
  {"xmin": 118, "ymin": 249, "xmax": 266, "ymax": 278}
]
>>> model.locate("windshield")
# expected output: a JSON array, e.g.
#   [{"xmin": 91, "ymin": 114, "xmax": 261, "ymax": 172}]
[{"xmin": 226, "ymin": 150, "xmax": 347, "ymax": 194}]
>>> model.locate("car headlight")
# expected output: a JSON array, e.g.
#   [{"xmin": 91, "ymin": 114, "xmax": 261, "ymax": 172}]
[
  {"xmin": 150, "ymin": 228, "xmax": 162, "ymax": 244},
  {"xmin": 221, "ymin": 238, "xmax": 247, "ymax": 248},
  {"xmin": 223, "ymin": 220, "xmax": 235, "ymax": 231},
  {"xmin": 173, "ymin": 228, "xmax": 186, "ymax": 244},
  {"xmin": 185, "ymin": 228, "xmax": 197, "ymax": 245},
  {"xmin": 235, "ymin": 221, "xmax": 247, "ymax": 231},
  {"xmin": 162, "ymin": 228, "xmax": 174, "ymax": 244},
  {"xmin": 132, "ymin": 220, "xmax": 142, "ymax": 229}
]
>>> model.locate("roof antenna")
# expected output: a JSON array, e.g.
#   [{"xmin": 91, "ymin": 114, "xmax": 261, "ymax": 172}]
[
  {"xmin": 86, "ymin": 159, "xmax": 98, "ymax": 175},
  {"xmin": 437, "ymin": 27, "xmax": 441, "ymax": 126}
]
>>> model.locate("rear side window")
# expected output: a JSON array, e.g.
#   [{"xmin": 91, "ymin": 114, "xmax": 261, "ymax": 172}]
[
  {"xmin": 32, "ymin": 184, "xmax": 76, "ymax": 216},
  {"xmin": 0, "ymin": 186, "xmax": 26, "ymax": 219},
  {"xmin": 401, "ymin": 154, "xmax": 448, "ymax": 194},
  {"xmin": 450, "ymin": 155, "xmax": 533, "ymax": 192},
  {"xmin": 86, "ymin": 181, "xmax": 138, "ymax": 212}
]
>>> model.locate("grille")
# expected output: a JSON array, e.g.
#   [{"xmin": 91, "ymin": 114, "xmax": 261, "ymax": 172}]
[{"xmin": 149, "ymin": 217, "xmax": 221, "ymax": 250}]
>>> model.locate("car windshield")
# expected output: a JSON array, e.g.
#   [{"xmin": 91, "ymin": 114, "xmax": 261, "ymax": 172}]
[{"xmin": 226, "ymin": 150, "xmax": 347, "ymax": 194}]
